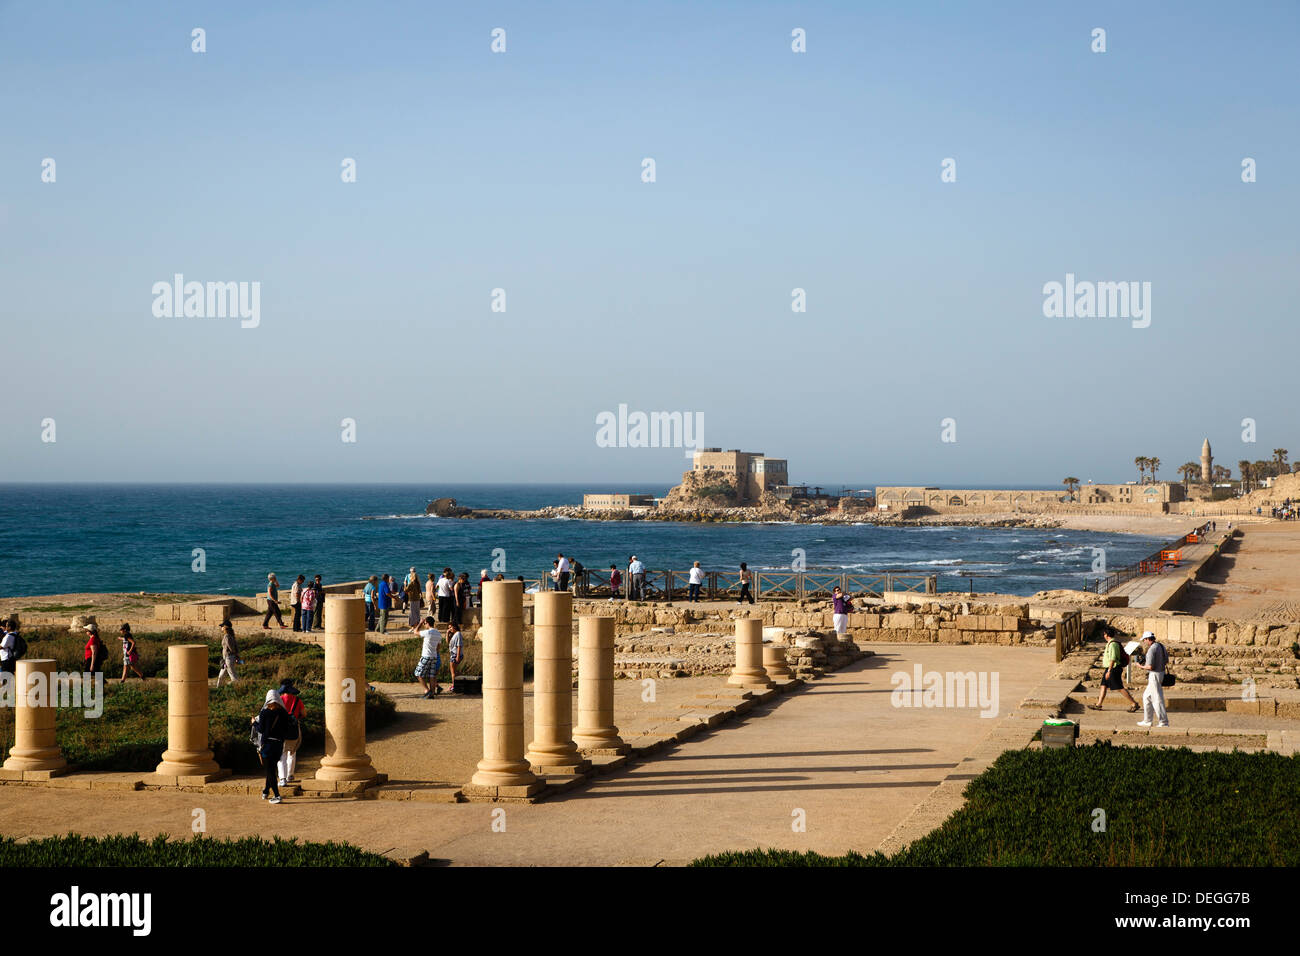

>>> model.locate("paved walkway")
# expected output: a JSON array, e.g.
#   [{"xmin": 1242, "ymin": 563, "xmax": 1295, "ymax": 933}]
[
  {"xmin": 0, "ymin": 644, "xmax": 1052, "ymax": 865},
  {"xmin": 1109, "ymin": 532, "xmax": 1224, "ymax": 609}
]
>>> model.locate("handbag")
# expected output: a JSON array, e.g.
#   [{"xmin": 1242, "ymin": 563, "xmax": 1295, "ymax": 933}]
[{"xmin": 1161, "ymin": 672, "xmax": 1176, "ymax": 688}]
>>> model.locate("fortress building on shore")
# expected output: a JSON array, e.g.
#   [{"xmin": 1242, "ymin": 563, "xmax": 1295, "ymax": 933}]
[
  {"xmin": 689, "ymin": 448, "xmax": 788, "ymax": 504},
  {"xmin": 875, "ymin": 481, "xmax": 1185, "ymax": 515}
]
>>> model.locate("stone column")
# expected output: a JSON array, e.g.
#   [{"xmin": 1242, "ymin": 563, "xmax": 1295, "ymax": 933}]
[
  {"xmin": 471, "ymin": 580, "xmax": 540, "ymax": 791},
  {"xmin": 316, "ymin": 596, "xmax": 376, "ymax": 783},
  {"xmin": 762, "ymin": 644, "xmax": 793, "ymax": 681},
  {"xmin": 572, "ymin": 615, "xmax": 628, "ymax": 754},
  {"xmin": 728, "ymin": 618, "xmax": 773, "ymax": 689},
  {"xmin": 2, "ymin": 659, "xmax": 67, "ymax": 775},
  {"xmin": 525, "ymin": 592, "xmax": 589, "ymax": 774},
  {"xmin": 156, "ymin": 644, "xmax": 221, "ymax": 778}
]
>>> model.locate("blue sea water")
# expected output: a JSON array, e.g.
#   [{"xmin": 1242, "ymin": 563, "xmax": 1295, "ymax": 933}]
[{"xmin": 0, "ymin": 484, "xmax": 1167, "ymax": 599}]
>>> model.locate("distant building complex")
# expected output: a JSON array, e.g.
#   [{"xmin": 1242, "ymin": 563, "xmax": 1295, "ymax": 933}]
[{"xmin": 690, "ymin": 448, "xmax": 789, "ymax": 503}]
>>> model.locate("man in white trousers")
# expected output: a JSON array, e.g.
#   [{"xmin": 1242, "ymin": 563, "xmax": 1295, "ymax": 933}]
[{"xmin": 1136, "ymin": 631, "xmax": 1169, "ymax": 727}]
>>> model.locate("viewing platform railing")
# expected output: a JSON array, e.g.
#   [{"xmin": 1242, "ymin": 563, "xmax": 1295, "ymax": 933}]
[{"xmin": 532, "ymin": 568, "xmax": 938, "ymax": 600}]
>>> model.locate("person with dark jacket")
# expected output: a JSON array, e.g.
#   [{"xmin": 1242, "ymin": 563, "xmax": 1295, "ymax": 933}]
[
  {"xmin": 311, "ymin": 575, "xmax": 326, "ymax": 629},
  {"xmin": 252, "ymin": 689, "xmax": 294, "ymax": 803}
]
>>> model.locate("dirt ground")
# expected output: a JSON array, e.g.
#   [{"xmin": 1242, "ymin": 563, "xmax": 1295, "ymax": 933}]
[{"xmin": 1182, "ymin": 522, "xmax": 1300, "ymax": 621}]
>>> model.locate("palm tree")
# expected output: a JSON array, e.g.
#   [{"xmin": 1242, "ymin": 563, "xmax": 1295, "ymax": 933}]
[
  {"xmin": 1148, "ymin": 457, "xmax": 1161, "ymax": 483},
  {"xmin": 1178, "ymin": 462, "xmax": 1199, "ymax": 488},
  {"xmin": 1274, "ymin": 449, "xmax": 1288, "ymax": 475},
  {"xmin": 1239, "ymin": 460, "xmax": 1252, "ymax": 494},
  {"xmin": 1134, "ymin": 456, "xmax": 1146, "ymax": 484},
  {"xmin": 1213, "ymin": 465, "xmax": 1231, "ymax": 483},
  {"xmin": 1062, "ymin": 477, "xmax": 1080, "ymax": 501}
]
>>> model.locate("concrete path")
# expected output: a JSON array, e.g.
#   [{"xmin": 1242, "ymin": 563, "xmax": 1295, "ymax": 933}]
[
  {"xmin": 1109, "ymin": 533, "xmax": 1222, "ymax": 609},
  {"xmin": 0, "ymin": 645, "xmax": 1053, "ymax": 865}
]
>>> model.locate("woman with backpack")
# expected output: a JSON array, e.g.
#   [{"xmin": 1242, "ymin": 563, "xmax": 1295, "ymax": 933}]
[
  {"xmin": 252, "ymin": 689, "xmax": 293, "ymax": 804},
  {"xmin": 118, "ymin": 624, "xmax": 144, "ymax": 682},
  {"xmin": 276, "ymin": 679, "xmax": 305, "ymax": 786},
  {"xmin": 1087, "ymin": 626, "xmax": 1140, "ymax": 712},
  {"xmin": 1, "ymin": 618, "xmax": 24, "ymax": 675}
]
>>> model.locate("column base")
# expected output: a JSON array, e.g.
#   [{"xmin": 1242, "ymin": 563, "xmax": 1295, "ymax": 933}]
[
  {"xmin": 315, "ymin": 755, "xmax": 378, "ymax": 783},
  {"xmin": 155, "ymin": 752, "xmax": 221, "ymax": 778}
]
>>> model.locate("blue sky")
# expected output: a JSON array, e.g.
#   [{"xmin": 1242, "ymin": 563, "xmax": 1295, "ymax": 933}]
[{"xmin": 2, "ymin": 1, "xmax": 1296, "ymax": 487}]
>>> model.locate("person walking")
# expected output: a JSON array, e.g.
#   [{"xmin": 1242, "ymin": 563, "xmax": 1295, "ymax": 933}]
[
  {"xmin": 363, "ymin": 575, "xmax": 379, "ymax": 631},
  {"xmin": 412, "ymin": 616, "xmax": 442, "ymax": 699},
  {"xmin": 557, "ymin": 553, "xmax": 571, "ymax": 592},
  {"xmin": 738, "ymin": 562, "xmax": 755, "ymax": 605},
  {"xmin": 1136, "ymin": 631, "xmax": 1170, "ymax": 727},
  {"xmin": 687, "ymin": 561, "xmax": 704, "ymax": 602},
  {"xmin": 1087, "ymin": 626, "xmax": 1139, "ymax": 712},
  {"xmin": 262, "ymin": 573, "xmax": 287, "ymax": 629},
  {"xmin": 276, "ymin": 678, "xmax": 305, "ymax": 786},
  {"xmin": 436, "ymin": 568, "xmax": 455, "ymax": 623},
  {"xmin": 0, "ymin": 618, "xmax": 19, "ymax": 675},
  {"xmin": 376, "ymin": 573, "xmax": 394, "ymax": 633},
  {"xmin": 215, "ymin": 621, "xmax": 242, "ymax": 687},
  {"xmin": 82, "ymin": 623, "xmax": 107, "ymax": 675},
  {"xmin": 311, "ymin": 575, "xmax": 326, "ymax": 629},
  {"xmin": 446, "ymin": 621, "xmax": 464, "ymax": 691},
  {"xmin": 251, "ymin": 690, "xmax": 293, "ymax": 804},
  {"xmin": 831, "ymin": 586, "xmax": 853, "ymax": 636},
  {"xmin": 118, "ymin": 623, "xmax": 145, "ymax": 681},
  {"xmin": 299, "ymin": 579, "xmax": 317, "ymax": 635},
  {"xmin": 608, "ymin": 564, "xmax": 622, "ymax": 601},
  {"xmin": 290, "ymin": 574, "xmax": 305, "ymax": 632}
]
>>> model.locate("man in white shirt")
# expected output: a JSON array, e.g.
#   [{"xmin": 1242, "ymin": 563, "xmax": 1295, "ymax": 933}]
[
  {"xmin": 412, "ymin": 616, "xmax": 442, "ymax": 699},
  {"xmin": 557, "ymin": 553, "xmax": 571, "ymax": 592},
  {"xmin": 628, "ymin": 556, "xmax": 646, "ymax": 600},
  {"xmin": 687, "ymin": 561, "xmax": 704, "ymax": 602}
]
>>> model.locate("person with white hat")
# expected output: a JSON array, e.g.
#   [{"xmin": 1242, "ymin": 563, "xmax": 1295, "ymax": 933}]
[
  {"xmin": 251, "ymin": 689, "xmax": 293, "ymax": 803},
  {"xmin": 1136, "ymin": 631, "xmax": 1170, "ymax": 727}
]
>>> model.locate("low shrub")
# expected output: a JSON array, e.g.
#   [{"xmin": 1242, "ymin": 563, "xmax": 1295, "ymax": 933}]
[
  {"xmin": 0, "ymin": 833, "xmax": 396, "ymax": 867},
  {"xmin": 692, "ymin": 743, "xmax": 1300, "ymax": 867}
]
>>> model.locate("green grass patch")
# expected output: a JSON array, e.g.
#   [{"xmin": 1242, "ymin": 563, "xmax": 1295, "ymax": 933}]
[
  {"xmin": 0, "ymin": 631, "xmax": 398, "ymax": 772},
  {"xmin": 0, "ymin": 833, "xmax": 396, "ymax": 867},
  {"xmin": 692, "ymin": 743, "xmax": 1300, "ymax": 867}
]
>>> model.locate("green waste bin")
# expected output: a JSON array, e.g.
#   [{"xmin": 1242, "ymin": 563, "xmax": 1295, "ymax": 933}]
[{"xmin": 1042, "ymin": 718, "xmax": 1078, "ymax": 749}]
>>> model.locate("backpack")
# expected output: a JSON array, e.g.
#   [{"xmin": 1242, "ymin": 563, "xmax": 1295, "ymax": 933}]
[
  {"xmin": 249, "ymin": 718, "xmax": 263, "ymax": 752},
  {"xmin": 10, "ymin": 634, "xmax": 27, "ymax": 660},
  {"xmin": 280, "ymin": 693, "xmax": 304, "ymax": 738},
  {"xmin": 1111, "ymin": 640, "xmax": 1129, "ymax": 668}
]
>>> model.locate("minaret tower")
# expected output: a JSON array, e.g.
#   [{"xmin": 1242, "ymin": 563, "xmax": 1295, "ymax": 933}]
[{"xmin": 1201, "ymin": 438, "xmax": 1213, "ymax": 483}]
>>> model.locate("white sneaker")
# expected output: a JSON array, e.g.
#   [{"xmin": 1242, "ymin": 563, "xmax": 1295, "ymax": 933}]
[
  {"xmin": 278, "ymin": 778, "xmax": 286, "ymax": 787},
  {"xmin": 1136, "ymin": 720, "xmax": 1152, "ymax": 727},
  {"xmin": 1157, "ymin": 722, "xmax": 1170, "ymax": 728},
  {"xmin": 269, "ymin": 796, "xmax": 282, "ymax": 804}
]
